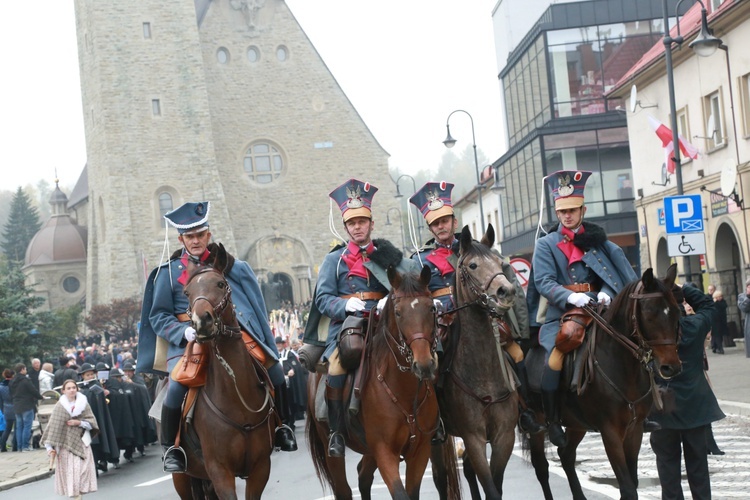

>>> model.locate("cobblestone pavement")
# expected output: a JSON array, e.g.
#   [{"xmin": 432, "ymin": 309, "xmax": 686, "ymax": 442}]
[{"xmin": 528, "ymin": 414, "xmax": 750, "ymax": 500}]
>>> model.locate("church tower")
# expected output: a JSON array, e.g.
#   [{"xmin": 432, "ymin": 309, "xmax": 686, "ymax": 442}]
[{"xmin": 73, "ymin": 0, "xmax": 398, "ymax": 308}]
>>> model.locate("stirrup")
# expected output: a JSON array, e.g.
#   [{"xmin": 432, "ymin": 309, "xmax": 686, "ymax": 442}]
[{"xmin": 163, "ymin": 445, "xmax": 187, "ymax": 473}]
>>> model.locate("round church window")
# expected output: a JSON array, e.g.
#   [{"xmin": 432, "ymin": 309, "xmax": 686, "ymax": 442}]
[{"xmin": 62, "ymin": 276, "xmax": 80, "ymax": 293}]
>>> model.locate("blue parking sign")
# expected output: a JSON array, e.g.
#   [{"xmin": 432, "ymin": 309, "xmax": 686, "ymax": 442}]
[{"xmin": 664, "ymin": 195, "xmax": 703, "ymax": 233}]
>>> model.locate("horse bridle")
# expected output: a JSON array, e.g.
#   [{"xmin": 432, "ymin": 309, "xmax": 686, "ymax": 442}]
[
  {"xmin": 384, "ymin": 290, "xmax": 438, "ymax": 372},
  {"xmin": 453, "ymin": 255, "xmax": 509, "ymax": 318},
  {"xmin": 185, "ymin": 268, "xmax": 241, "ymax": 341},
  {"xmin": 583, "ymin": 281, "xmax": 679, "ymax": 366}
]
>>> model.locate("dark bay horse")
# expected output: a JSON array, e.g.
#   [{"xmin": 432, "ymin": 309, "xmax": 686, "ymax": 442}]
[
  {"xmin": 173, "ymin": 244, "xmax": 275, "ymax": 500},
  {"xmin": 307, "ymin": 265, "xmax": 459, "ymax": 499},
  {"xmin": 431, "ymin": 224, "xmax": 519, "ymax": 499},
  {"xmin": 523, "ymin": 263, "xmax": 682, "ymax": 500}
]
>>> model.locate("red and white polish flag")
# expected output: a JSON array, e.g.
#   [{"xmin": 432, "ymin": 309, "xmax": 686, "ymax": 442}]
[{"xmin": 648, "ymin": 116, "xmax": 699, "ymax": 174}]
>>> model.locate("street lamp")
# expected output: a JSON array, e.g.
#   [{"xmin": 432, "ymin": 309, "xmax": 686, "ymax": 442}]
[
  {"xmin": 385, "ymin": 207, "xmax": 408, "ymax": 253},
  {"xmin": 662, "ymin": 0, "xmax": 723, "ymax": 283},
  {"xmin": 443, "ymin": 109, "xmax": 485, "ymax": 234},
  {"xmin": 392, "ymin": 173, "xmax": 423, "ymax": 245}
]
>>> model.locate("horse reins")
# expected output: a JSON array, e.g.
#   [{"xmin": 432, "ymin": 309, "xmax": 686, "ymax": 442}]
[
  {"xmin": 185, "ymin": 268, "xmax": 241, "ymax": 340},
  {"xmin": 375, "ymin": 290, "xmax": 439, "ymax": 454}
]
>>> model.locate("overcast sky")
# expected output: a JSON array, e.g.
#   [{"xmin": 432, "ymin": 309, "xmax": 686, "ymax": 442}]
[{"xmin": 2, "ymin": 1, "xmax": 504, "ymax": 192}]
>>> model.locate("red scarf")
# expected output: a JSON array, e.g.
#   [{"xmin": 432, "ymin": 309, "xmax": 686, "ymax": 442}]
[
  {"xmin": 341, "ymin": 241, "xmax": 374, "ymax": 280},
  {"xmin": 556, "ymin": 226, "xmax": 585, "ymax": 265},
  {"xmin": 177, "ymin": 249, "xmax": 212, "ymax": 285},
  {"xmin": 426, "ymin": 247, "xmax": 455, "ymax": 276}
]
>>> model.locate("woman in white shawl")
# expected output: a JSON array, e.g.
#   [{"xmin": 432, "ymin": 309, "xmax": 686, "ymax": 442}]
[{"xmin": 41, "ymin": 379, "xmax": 99, "ymax": 498}]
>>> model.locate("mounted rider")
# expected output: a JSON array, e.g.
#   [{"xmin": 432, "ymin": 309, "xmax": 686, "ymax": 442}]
[
  {"xmin": 297, "ymin": 179, "xmax": 418, "ymax": 458},
  {"xmin": 409, "ymin": 181, "xmax": 543, "ymax": 435},
  {"xmin": 531, "ymin": 171, "xmax": 637, "ymax": 447},
  {"xmin": 137, "ymin": 202, "xmax": 297, "ymax": 473}
]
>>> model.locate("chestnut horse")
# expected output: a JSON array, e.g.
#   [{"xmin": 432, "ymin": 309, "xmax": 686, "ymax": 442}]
[
  {"xmin": 172, "ymin": 244, "xmax": 275, "ymax": 500},
  {"xmin": 306, "ymin": 265, "xmax": 460, "ymax": 499},
  {"xmin": 523, "ymin": 264, "xmax": 682, "ymax": 500},
  {"xmin": 430, "ymin": 224, "xmax": 520, "ymax": 500}
]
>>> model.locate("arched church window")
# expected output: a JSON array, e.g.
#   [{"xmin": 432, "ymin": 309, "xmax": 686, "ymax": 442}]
[
  {"xmin": 243, "ymin": 142, "xmax": 285, "ymax": 184},
  {"xmin": 159, "ymin": 192, "xmax": 173, "ymax": 226}
]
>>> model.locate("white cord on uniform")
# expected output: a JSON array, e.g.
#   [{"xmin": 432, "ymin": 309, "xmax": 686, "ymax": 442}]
[
  {"xmin": 535, "ymin": 175, "xmax": 551, "ymax": 241},
  {"xmin": 405, "ymin": 206, "xmax": 421, "ymax": 260},
  {"xmin": 153, "ymin": 223, "xmax": 172, "ymax": 288},
  {"xmin": 328, "ymin": 199, "xmax": 346, "ymax": 244}
]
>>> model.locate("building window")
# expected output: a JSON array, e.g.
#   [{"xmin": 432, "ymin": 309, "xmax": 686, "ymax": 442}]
[
  {"xmin": 741, "ymin": 73, "xmax": 750, "ymax": 136},
  {"xmin": 152, "ymin": 99, "xmax": 161, "ymax": 116},
  {"xmin": 217, "ymin": 47, "xmax": 230, "ymax": 64},
  {"xmin": 276, "ymin": 45, "xmax": 288, "ymax": 62},
  {"xmin": 143, "ymin": 22, "xmax": 151, "ymax": 39},
  {"xmin": 243, "ymin": 142, "xmax": 285, "ymax": 184},
  {"xmin": 159, "ymin": 192, "xmax": 173, "ymax": 226},
  {"xmin": 675, "ymin": 107, "xmax": 692, "ymax": 164},
  {"xmin": 247, "ymin": 46, "xmax": 260, "ymax": 63},
  {"xmin": 62, "ymin": 276, "xmax": 80, "ymax": 294},
  {"xmin": 703, "ymin": 90, "xmax": 726, "ymax": 150}
]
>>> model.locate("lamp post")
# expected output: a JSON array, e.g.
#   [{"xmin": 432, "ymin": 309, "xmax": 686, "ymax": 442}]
[
  {"xmin": 393, "ymin": 173, "xmax": 423, "ymax": 245},
  {"xmin": 662, "ymin": 0, "xmax": 722, "ymax": 282},
  {"xmin": 385, "ymin": 207, "xmax": 407, "ymax": 253},
  {"xmin": 443, "ymin": 109, "xmax": 485, "ymax": 234}
]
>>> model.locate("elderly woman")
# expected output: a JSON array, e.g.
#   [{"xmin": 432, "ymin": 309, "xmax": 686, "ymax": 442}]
[
  {"xmin": 39, "ymin": 363, "xmax": 55, "ymax": 394},
  {"xmin": 41, "ymin": 379, "xmax": 99, "ymax": 498}
]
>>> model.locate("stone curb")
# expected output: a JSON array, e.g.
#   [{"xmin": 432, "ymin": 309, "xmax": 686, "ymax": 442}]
[{"xmin": 0, "ymin": 469, "xmax": 54, "ymax": 492}]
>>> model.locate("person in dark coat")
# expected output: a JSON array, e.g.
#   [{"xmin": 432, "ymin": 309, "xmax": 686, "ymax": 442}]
[
  {"xmin": 650, "ymin": 283, "xmax": 723, "ymax": 500},
  {"xmin": 0, "ymin": 369, "xmax": 16, "ymax": 452},
  {"xmin": 28, "ymin": 359, "xmax": 41, "ymax": 394},
  {"xmin": 53, "ymin": 357, "xmax": 79, "ymax": 389},
  {"xmin": 78, "ymin": 363, "xmax": 120, "ymax": 472},
  {"xmin": 9, "ymin": 364, "xmax": 43, "ymax": 451},
  {"xmin": 710, "ymin": 290, "xmax": 728, "ymax": 354},
  {"xmin": 737, "ymin": 278, "xmax": 750, "ymax": 358}
]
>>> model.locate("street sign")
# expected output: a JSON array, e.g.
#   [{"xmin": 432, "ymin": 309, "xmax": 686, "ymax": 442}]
[
  {"xmin": 509, "ymin": 258, "xmax": 531, "ymax": 288},
  {"xmin": 667, "ymin": 233, "xmax": 706, "ymax": 257},
  {"xmin": 657, "ymin": 208, "xmax": 665, "ymax": 226},
  {"xmin": 664, "ymin": 195, "xmax": 703, "ymax": 233}
]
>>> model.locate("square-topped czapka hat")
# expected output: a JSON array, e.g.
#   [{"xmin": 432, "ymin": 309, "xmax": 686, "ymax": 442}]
[
  {"xmin": 329, "ymin": 179, "xmax": 378, "ymax": 222},
  {"xmin": 164, "ymin": 201, "xmax": 210, "ymax": 235},
  {"xmin": 409, "ymin": 181, "xmax": 455, "ymax": 225},
  {"xmin": 547, "ymin": 171, "xmax": 592, "ymax": 210}
]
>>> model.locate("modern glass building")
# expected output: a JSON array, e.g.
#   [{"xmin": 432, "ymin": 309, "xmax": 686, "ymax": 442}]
[{"xmin": 491, "ymin": 0, "xmax": 686, "ymax": 266}]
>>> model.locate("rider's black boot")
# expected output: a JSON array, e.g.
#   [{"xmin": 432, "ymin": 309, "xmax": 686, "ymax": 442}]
[
  {"xmin": 542, "ymin": 390, "xmax": 567, "ymax": 448},
  {"xmin": 516, "ymin": 362, "xmax": 546, "ymax": 435},
  {"xmin": 160, "ymin": 405, "xmax": 186, "ymax": 473},
  {"xmin": 643, "ymin": 418, "xmax": 662, "ymax": 432},
  {"xmin": 273, "ymin": 383, "xmax": 298, "ymax": 451},
  {"xmin": 326, "ymin": 383, "xmax": 346, "ymax": 458},
  {"xmin": 431, "ymin": 417, "xmax": 447, "ymax": 445}
]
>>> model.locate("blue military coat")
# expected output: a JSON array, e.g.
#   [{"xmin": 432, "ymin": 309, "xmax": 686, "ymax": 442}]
[
  {"xmin": 411, "ymin": 238, "xmax": 458, "ymax": 310},
  {"xmin": 137, "ymin": 248, "xmax": 283, "ymax": 386},
  {"xmin": 314, "ymin": 239, "xmax": 417, "ymax": 359},
  {"xmin": 651, "ymin": 285, "xmax": 724, "ymax": 429},
  {"xmin": 533, "ymin": 222, "xmax": 638, "ymax": 353}
]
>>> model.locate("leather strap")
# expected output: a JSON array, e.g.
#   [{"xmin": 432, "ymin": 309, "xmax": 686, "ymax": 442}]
[
  {"xmin": 564, "ymin": 283, "xmax": 599, "ymax": 293},
  {"xmin": 431, "ymin": 286, "xmax": 453, "ymax": 298},
  {"xmin": 342, "ymin": 292, "xmax": 386, "ymax": 301},
  {"xmin": 176, "ymin": 313, "xmax": 190, "ymax": 322}
]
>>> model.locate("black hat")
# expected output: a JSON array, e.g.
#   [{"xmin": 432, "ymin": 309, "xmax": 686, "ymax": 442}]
[
  {"xmin": 95, "ymin": 362, "xmax": 110, "ymax": 372},
  {"xmin": 109, "ymin": 368, "xmax": 124, "ymax": 378},
  {"xmin": 122, "ymin": 361, "xmax": 135, "ymax": 371},
  {"xmin": 274, "ymin": 336, "xmax": 284, "ymax": 344},
  {"xmin": 78, "ymin": 363, "xmax": 96, "ymax": 375}
]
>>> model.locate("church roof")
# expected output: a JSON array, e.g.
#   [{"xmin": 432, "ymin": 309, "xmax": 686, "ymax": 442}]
[
  {"xmin": 25, "ymin": 187, "xmax": 88, "ymax": 267},
  {"xmin": 67, "ymin": 164, "xmax": 88, "ymax": 209}
]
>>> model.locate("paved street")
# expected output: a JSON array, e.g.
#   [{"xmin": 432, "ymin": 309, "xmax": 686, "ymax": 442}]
[{"xmin": 1, "ymin": 344, "xmax": 748, "ymax": 498}]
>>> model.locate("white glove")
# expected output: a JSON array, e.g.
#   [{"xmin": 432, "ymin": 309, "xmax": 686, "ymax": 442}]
[
  {"xmin": 597, "ymin": 291, "xmax": 612, "ymax": 306},
  {"xmin": 184, "ymin": 326, "xmax": 196, "ymax": 342},
  {"xmin": 345, "ymin": 297, "xmax": 366, "ymax": 313},
  {"xmin": 567, "ymin": 292, "xmax": 591, "ymax": 308},
  {"xmin": 376, "ymin": 297, "xmax": 388, "ymax": 312}
]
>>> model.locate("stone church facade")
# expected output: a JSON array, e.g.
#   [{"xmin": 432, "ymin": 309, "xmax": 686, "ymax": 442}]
[{"xmin": 70, "ymin": 0, "xmax": 401, "ymax": 310}]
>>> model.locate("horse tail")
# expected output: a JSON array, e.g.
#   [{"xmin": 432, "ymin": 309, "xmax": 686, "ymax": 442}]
[
  {"xmin": 306, "ymin": 400, "xmax": 334, "ymax": 491},
  {"xmin": 440, "ymin": 437, "xmax": 463, "ymax": 500}
]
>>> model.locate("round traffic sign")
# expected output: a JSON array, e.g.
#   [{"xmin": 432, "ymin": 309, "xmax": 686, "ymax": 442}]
[{"xmin": 509, "ymin": 258, "xmax": 531, "ymax": 287}]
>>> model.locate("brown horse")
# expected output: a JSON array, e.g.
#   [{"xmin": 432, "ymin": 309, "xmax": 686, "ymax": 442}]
[
  {"xmin": 523, "ymin": 263, "xmax": 682, "ymax": 500},
  {"xmin": 431, "ymin": 224, "xmax": 519, "ymax": 500},
  {"xmin": 306, "ymin": 265, "xmax": 459, "ymax": 500},
  {"xmin": 172, "ymin": 244, "xmax": 275, "ymax": 500}
]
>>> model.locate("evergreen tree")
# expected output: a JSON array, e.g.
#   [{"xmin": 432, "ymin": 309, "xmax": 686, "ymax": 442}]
[{"xmin": 1, "ymin": 187, "xmax": 42, "ymax": 264}]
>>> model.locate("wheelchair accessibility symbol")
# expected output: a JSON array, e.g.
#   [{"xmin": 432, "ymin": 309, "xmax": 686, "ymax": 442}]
[{"xmin": 667, "ymin": 233, "xmax": 706, "ymax": 257}]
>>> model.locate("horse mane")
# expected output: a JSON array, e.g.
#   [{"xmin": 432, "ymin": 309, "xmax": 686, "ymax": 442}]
[{"xmin": 605, "ymin": 273, "xmax": 679, "ymax": 325}]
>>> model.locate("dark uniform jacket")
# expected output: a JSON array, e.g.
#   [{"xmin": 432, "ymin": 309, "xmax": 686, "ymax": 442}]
[
  {"xmin": 651, "ymin": 285, "xmax": 725, "ymax": 429},
  {"xmin": 9, "ymin": 374, "xmax": 42, "ymax": 413}
]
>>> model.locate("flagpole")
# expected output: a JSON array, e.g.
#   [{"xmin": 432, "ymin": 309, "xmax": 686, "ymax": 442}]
[{"xmin": 662, "ymin": 0, "xmax": 693, "ymax": 283}]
